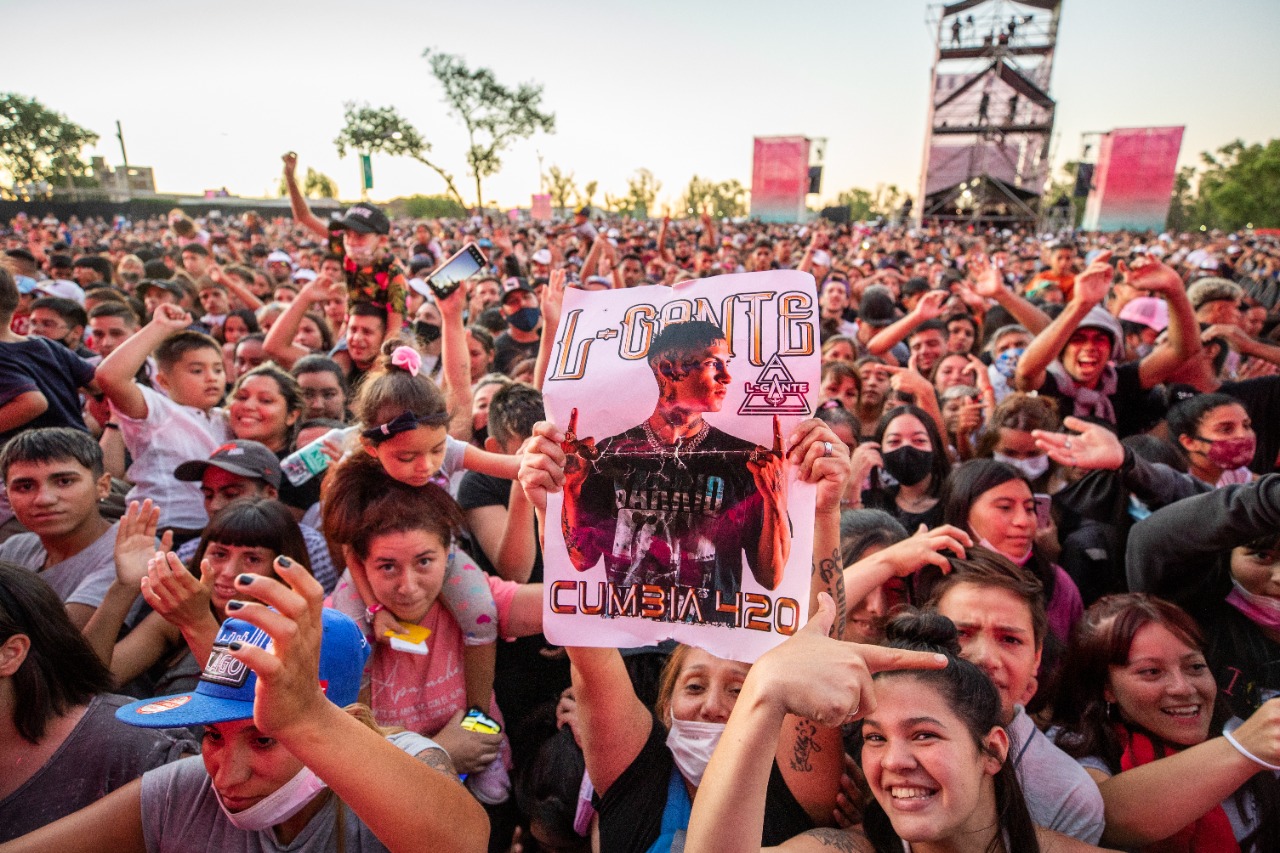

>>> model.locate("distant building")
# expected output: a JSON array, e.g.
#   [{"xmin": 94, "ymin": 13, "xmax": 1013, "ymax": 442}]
[{"xmin": 91, "ymin": 157, "xmax": 156, "ymax": 198}]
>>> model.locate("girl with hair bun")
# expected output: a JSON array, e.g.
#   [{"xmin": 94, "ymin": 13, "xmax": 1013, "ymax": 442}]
[
  {"xmin": 684, "ymin": 600, "xmax": 1103, "ymax": 852},
  {"xmin": 323, "ymin": 341, "xmax": 521, "ymax": 804}
]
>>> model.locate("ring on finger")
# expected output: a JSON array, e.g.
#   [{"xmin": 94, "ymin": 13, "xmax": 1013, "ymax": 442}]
[
  {"xmin": 1064, "ymin": 438, "xmax": 1073, "ymax": 450},
  {"xmin": 823, "ymin": 441, "xmax": 833, "ymax": 458}
]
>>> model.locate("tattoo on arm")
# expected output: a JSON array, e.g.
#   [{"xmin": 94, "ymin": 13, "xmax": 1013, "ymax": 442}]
[
  {"xmin": 790, "ymin": 719, "xmax": 823, "ymax": 772},
  {"xmin": 803, "ymin": 827, "xmax": 859, "ymax": 852},
  {"xmin": 816, "ymin": 547, "xmax": 847, "ymax": 639},
  {"xmin": 416, "ymin": 748, "xmax": 463, "ymax": 784}
]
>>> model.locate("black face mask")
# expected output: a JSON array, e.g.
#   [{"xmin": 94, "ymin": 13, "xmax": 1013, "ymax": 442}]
[
  {"xmin": 882, "ymin": 446, "xmax": 934, "ymax": 487},
  {"xmin": 414, "ymin": 320, "xmax": 442, "ymax": 345}
]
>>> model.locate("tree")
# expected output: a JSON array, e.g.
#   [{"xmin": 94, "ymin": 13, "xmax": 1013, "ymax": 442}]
[
  {"xmin": 393, "ymin": 194, "xmax": 468, "ymax": 219},
  {"xmin": 681, "ymin": 175, "xmax": 747, "ymax": 219},
  {"xmin": 546, "ymin": 165, "xmax": 577, "ymax": 212},
  {"xmin": 333, "ymin": 102, "xmax": 466, "ymax": 209},
  {"xmin": 1166, "ymin": 165, "xmax": 1200, "ymax": 233},
  {"xmin": 575, "ymin": 179, "xmax": 598, "ymax": 210},
  {"xmin": 834, "ymin": 182, "xmax": 911, "ymax": 223},
  {"xmin": 1195, "ymin": 139, "xmax": 1280, "ymax": 230},
  {"xmin": 0, "ymin": 93, "xmax": 98, "ymax": 194},
  {"xmin": 277, "ymin": 167, "xmax": 339, "ymax": 199},
  {"xmin": 425, "ymin": 50, "xmax": 555, "ymax": 211},
  {"xmin": 624, "ymin": 169, "xmax": 661, "ymax": 219}
]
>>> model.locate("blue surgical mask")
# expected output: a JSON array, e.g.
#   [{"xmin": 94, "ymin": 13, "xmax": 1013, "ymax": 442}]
[{"xmin": 507, "ymin": 306, "xmax": 541, "ymax": 332}]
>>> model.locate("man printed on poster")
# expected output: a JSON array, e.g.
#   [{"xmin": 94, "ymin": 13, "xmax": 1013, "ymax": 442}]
[{"xmin": 542, "ymin": 271, "xmax": 819, "ymax": 661}]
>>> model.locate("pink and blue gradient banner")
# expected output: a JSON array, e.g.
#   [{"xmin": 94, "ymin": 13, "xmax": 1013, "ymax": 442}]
[
  {"xmin": 1082, "ymin": 127, "xmax": 1184, "ymax": 232},
  {"xmin": 750, "ymin": 137, "xmax": 810, "ymax": 223}
]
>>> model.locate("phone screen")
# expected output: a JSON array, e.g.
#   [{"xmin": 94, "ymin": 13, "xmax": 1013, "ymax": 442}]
[
  {"xmin": 428, "ymin": 244, "xmax": 486, "ymax": 298},
  {"xmin": 1033, "ymin": 493, "xmax": 1052, "ymax": 529}
]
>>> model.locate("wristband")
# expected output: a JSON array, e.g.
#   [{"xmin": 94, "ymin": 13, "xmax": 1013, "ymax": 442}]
[
  {"xmin": 365, "ymin": 602, "xmax": 385, "ymax": 620},
  {"xmin": 1223, "ymin": 729, "xmax": 1280, "ymax": 772}
]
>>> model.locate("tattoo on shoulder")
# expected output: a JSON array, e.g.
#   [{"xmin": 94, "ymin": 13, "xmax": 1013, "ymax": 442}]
[
  {"xmin": 803, "ymin": 827, "xmax": 858, "ymax": 852},
  {"xmin": 417, "ymin": 748, "xmax": 462, "ymax": 782}
]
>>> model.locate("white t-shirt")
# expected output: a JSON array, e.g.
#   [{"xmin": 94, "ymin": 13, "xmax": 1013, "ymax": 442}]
[{"xmin": 114, "ymin": 385, "xmax": 230, "ymax": 529}]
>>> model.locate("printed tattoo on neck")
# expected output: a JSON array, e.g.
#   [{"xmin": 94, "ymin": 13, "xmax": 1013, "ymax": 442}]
[
  {"xmin": 816, "ymin": 547, "xmax": 847, "ymax": 638},
  {"xmin": 790, "ymin": 719, "xmax": 823, "ymax": 772}
]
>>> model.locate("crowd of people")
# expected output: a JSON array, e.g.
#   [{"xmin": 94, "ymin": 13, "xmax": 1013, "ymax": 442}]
[{"xmin": 0, "ymin": 150, "xmax": 1278, "ymax": 852}]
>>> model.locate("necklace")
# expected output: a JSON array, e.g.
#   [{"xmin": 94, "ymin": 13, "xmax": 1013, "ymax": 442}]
[{"xmin": 643, "ymin": 418, "xmax": 710, "ymax": 454}]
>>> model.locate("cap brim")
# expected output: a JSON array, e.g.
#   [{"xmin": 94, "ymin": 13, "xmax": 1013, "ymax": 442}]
[
  {"xmin": 173, "ymin": 458, "xmax": 278, "ymax": 486},
  {"xmin": 340, "ymin": 218, "xmax": 384, "ymax": 235},
  {"xmin": 116, "ymin": 690, "xmax": 255, "ymax": 728}
]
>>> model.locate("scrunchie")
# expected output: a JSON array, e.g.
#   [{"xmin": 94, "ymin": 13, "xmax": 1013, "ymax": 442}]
[{"xmin": 390, "ymin": 345, "xmax": 422, "ymax": 377}]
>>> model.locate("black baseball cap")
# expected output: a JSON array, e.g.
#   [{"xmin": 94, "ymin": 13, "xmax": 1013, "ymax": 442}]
[
  {"xmin": 338, "ymin": 202, "xmax": 390, "ymax": 236},
  {"xmin": 174, "ymin": 440, "xmax": 283, "ymax": 489}
]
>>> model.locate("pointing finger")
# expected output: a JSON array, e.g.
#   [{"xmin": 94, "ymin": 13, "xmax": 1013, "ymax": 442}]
[{"xmin": 856, "ymin": 644, "xmax": 950, "ymax": 675}]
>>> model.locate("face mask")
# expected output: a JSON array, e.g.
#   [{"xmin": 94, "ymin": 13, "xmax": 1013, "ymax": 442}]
[
  {"xmin": 413, "ymin": 320, "xmax": 442, "ymax": 345},
  {"xmin": 506, "ymin": 306, "xmax": 541, "ymax": 332},
  {"xmin": 994, "ymin": 348, "xmax": 1023, "ymax": 381},
  {"xmin": 993, "ymin": 451, "xmax": 1050, "ymax": 482},
  {"xmin": 881, "ymin": 446, "xmax": 934, "ymax": 487},
  {"xmin": 1226, "ymin": 580, "xmax": 1280, "ymax": 632},
  {"xmin": 215, "ymin": 765, "xmax": 328, "ymax": 831},
  {"xmin": 977, "ymin": 535, "xmax": 1032, "ymax": 567},
  {"xmin": 665, "ymin": 718, "xmax": 725, "ymax": 787},
  {"xmin": 1195, "ymin": 435, "xmax": 1255, "ymax": 470}
]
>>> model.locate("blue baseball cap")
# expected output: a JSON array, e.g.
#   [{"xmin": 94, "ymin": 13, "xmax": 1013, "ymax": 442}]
[
  {"xmin": 14, "ymin": 275, "xmax": 38, "ymax": 295},
  {"xmin": 116, "ymin": 608, "xmax": 370, "ymax": 728}
]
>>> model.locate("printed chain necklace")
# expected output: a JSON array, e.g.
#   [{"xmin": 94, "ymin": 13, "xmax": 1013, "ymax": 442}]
[{"xmin": 643, "ymin": 418, "xmax": 710, "ymax": 454}]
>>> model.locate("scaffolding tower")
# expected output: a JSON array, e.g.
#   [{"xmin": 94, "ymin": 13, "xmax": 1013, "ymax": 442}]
[{"xmin": 917, "ymin": 0, "xmax": 1062, "ymax": 225}]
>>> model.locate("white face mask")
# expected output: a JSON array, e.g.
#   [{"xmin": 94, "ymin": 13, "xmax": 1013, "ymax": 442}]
[
  {"xmin": 993, "ymin": 451, "xmax": 1050, "ymax": 482},
  {"xmin": 665, "ymin": 718, "xmax": 726, "ymax": 787},
  {"xmin": 215, "ymin": 765, "xmax": 328, "ymax": 831}
]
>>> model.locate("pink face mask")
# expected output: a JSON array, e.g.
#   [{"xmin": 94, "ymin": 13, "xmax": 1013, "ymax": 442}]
[
  {"xmin": 1197, "ymin": 435, "xmax": 1256, "ymax": 470},
  {"xmin": 1225, "ymin": 580, "xmax": 1280, "ymax": 632}
]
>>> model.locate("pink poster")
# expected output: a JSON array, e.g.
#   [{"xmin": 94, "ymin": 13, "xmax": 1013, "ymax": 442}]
[
  {"xmin": 750, "ymin": 137, "xmax": 810, "ymax": 223},
  {"xmin": 531, "ymin": 193, "xmax": 552, "ymax": 222},
  {"xmin": 541, "ymin": 271, "xmax": 820, "ymax": 662},
  {"xmin": 1082, "ymin": 127, "xmax": 1184, "ymax": 232}
]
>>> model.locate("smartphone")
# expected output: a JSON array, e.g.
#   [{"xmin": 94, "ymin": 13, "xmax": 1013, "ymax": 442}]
[
  {"xmin": 460, "ymin": 707, "xmax": 501, "ymax": 735},
  {"xmin": 1033, "ymin": 493, "xmax": 1052, "ymax": 529},
  {"xmin": 427, "ymin": 242, "xmax": 488, "ymax": 299}
]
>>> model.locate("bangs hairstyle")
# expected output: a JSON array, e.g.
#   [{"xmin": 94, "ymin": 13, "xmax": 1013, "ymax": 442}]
[
  {"xmin": 155, "ymin": 329, "xmax": 222, "ymax": 371},
  {"xmin": 1, "ymin": 426, "xmax": 105, "ymax": 481},
  {"xmin": 923, "ymin": 545, "xmax": 1048, "ymax": 651},
  {"xmin": 188, "ymin": 498, "xmax": 312, "ymax": 577},
  {"xmin": 0, "ymin": 562, "xmax": 112, "ymax": 742},
  {"xmin": 352, "ymin": 341, "xmax": 450, "ymax": 436},
  {"xmin": 871, "ymin": 405, "xmax": 951, "ymax": 497},
  {"xmin": 322, "ymin": 453, "xmax": 464, "ymax": 557}
]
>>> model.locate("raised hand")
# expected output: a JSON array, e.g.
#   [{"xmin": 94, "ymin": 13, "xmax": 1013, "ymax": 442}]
[
  {"xmin": 520, "ymin": 421, "xmax": 570, "ymax": 511},
  {"xmin": 113, "ymin": 500, "xmax": 169, "ymax": 589},
  {"xmin": 282, "ymin": 151, "xmax": 299, "ymax": 178},
  {"xmin": 150, "ymin": 302, "xmax": 193, "ymax": 332},
  {"xmin": 913, "ymin": 289, "xmax": 948, "ymax": 320},
  {"xmin": 1031, "ymin": 415, "xmax": 1124, "ymax": 470},
  {"xmin": 1072, "ymin": 250, "xmax": 1113, "ymax": 306},
  {"xmin": 141, "ymin": 551, "xmax": 215, "ymax": 632},
  {"xmin": 785, "ymin": 417, "xmax": 852, "ymax": 514}
]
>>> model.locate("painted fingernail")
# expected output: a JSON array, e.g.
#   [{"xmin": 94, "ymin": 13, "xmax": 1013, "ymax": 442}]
[
  {"xmin": 226, "ymin": 600, "xmax": 244, "ymax": 611},
  {"xmin": 277, "ymin": 556, "xmax": 292, "ymax": 568},
  {"xmin": 228, "ymin": 641, "xmax": 243, "ymax": 651},
  {"xmin": 236, "ymin": 574, "xmax": 254, "ymax": 585}
]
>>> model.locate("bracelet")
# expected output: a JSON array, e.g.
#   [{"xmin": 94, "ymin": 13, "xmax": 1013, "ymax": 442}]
[
  {"xmin": 365, "ymin": 602, "xmax": 385, "ymax": 620},
  {"xmin": 1223, "ymin": 729, "xmax": 1280, "ymax": 772}
]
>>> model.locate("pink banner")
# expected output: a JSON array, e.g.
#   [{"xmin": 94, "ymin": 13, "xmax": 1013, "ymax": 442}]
[
  {"xmin": 1082, "ymin": 127, "xmax": 1184, "ymax": 232},
  {"xmin": 531, "ymin": 193, "xmax": 552, "ymax": 222},
  {"xmin": 750, "ymin": 137, "xmax": 810, "ymax": 223}
]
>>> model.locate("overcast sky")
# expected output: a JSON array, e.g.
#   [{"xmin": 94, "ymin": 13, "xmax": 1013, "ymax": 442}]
[{"xmin": 4, "ymin": 0, "xmax": 1276, "ymax": 210}]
